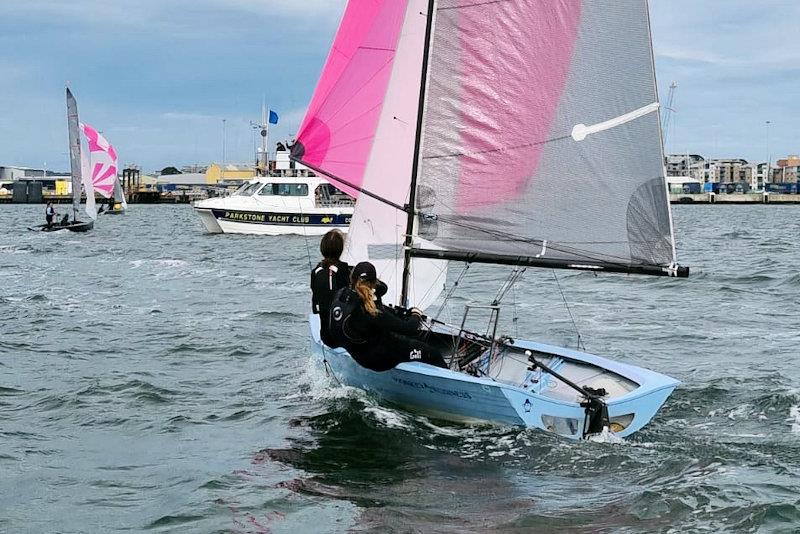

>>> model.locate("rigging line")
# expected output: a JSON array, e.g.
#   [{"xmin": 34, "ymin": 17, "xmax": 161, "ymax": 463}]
[
  {"xmin": 297, "ymin": 197, "xmax": 334, "ymax": 374},
  {"xmin": 434, "ymin": 263, "xmax": 470, "ymax": 321},
  {"xmin": 492, "ymin": 267, "xmax": 526, "ymax": 306},
  {"xmin": 412, "ymin": 257, "xmax": 449, "ymax": 310},
  {"xmin": 551, "ymin": 270, "xmax": 585, "ymax": 351}
]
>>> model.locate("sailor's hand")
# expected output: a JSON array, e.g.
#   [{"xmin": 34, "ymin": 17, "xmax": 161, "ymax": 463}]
[{"xmin": 409, "ymin": 307, "xmax": 423, "ymax": 317}]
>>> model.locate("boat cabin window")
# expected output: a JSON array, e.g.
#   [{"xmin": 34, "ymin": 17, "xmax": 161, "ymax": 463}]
[
  {"xmin": 236, "ymin": 182, "xmax": 262, "ymax": 196},
  {"xmin": 258, "ymin": 183, "xmax": 309, "ymax": 197},
  {"xmin": 315, "ymin": 183, "xmax": 355, "ymax": 207}
]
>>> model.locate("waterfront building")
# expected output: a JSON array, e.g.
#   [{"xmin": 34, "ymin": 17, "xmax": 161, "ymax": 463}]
[
  {"xmin": 665, "ymin": 154, "xmax": 704, "ymax": 181},
  {"xmin": 205, "ymin": 163, "xmax": 256, "ymax": 184},
  {"xmin": 774, "ymin": 155, "xmax": 800, "ymax": 184}
]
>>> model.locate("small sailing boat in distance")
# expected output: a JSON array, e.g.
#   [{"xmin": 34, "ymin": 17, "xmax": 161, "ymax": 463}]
[
  {"xmin": 296, "ymin": 0, "xmax": 688, "ymax": 439},
  {"xmin": 31, "ymin": 88, "xmax": 96, "ymax": 232},
  {"xmin": 80, "ymin": 122, "xmax": 126, "ymax": 215}
]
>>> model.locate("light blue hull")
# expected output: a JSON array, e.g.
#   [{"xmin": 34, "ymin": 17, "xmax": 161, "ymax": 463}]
[{"xmin": 309, "ymin": 316, "xmax": 678, "ymax": 439}]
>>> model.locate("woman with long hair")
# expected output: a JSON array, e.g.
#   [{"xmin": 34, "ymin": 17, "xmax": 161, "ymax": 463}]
[{"xmin": 328, "ymin": 261, "xmax": 447, "ymax": 372}]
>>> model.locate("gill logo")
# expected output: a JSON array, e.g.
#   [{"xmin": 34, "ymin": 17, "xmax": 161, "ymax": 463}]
[{"xmin": 321, "ymin": 216, "xmax": 333, "ymax": 224}]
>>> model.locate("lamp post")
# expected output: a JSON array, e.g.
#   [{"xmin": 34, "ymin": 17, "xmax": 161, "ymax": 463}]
[{"xmin": 765, "ymin": 120, "xmax": 771, "ymax": 189}]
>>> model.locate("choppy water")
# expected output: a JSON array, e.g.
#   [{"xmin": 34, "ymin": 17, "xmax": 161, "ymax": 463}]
[{"xmin": 1, "ymin": 204, "xmax": 799, "ymax": 533}]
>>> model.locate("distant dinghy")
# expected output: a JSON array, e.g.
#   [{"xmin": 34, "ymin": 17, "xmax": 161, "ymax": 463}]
[
  {"xmin": 31, "ymin": 88, "xmax": 96, "ymax": 233},
  {"xmin": 31, "ymin": 89, "xmax": 124, "ymax": 232},
  {"xmin": 81, "ymin": 122, "xmax": 126, "ymax": 215},
  {"xmin": 296, "ymin": 0, "xmax": 689, "ymax": 439}
]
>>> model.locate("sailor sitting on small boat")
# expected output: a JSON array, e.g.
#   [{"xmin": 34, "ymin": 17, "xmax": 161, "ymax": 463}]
[
  {"xmin": 327, "ymin": 261, "xmax": 448, "ymax": 372},
  {"xmin": 60, "ymin": 214, "xmax": 70, "ymax": 226},
  {"xmin": 311, "ymin": 230, "xmax": 387, "ymax": 346}
]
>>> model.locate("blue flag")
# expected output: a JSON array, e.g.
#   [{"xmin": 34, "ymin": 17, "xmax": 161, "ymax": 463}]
[{"xmin": 269, "ymin": 110, "xmax": 279, "ymax": 125}]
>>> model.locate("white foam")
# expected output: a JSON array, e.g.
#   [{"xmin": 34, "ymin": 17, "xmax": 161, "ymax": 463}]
[
  {"xmin": 362, "ymin": 405, "xmax": 413, "ymax": 430},
  {"xmin": 587, "ymin": 427, "xmax": 626, "ymax": 444},
  {"xmin": 789, "ymin": 405, "xmax": 800, "ymax": 433}
]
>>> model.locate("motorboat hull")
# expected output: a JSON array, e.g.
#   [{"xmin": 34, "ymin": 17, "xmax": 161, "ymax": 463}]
[
  {"xmin": 309, "ymin": 315, "xmax": 678, "ymax": 439},
  {"xmin": 194, "ymin": 207, "xmax": 350, "ymax": 236}
]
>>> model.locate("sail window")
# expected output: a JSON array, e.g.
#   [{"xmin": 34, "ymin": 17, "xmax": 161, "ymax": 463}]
[{"xmin": 259, "ymin": 183, "xmax": 309, "ymax": 197}]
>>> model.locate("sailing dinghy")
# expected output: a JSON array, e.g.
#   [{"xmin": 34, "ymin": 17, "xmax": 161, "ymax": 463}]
[
  {"xmin": 31, "ymin": 88, "xmax": 99, "ymax": 232},
  {"xmin": 295, "ymin": 0, "xmax": 688, "ymax": 439},
  {"xmin": 80, "ymin": 122, "xmax": 126, "ymax": 215}
]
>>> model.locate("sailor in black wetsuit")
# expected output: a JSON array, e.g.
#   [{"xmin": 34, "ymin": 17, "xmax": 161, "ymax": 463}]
[
  {"xmin": 327, "ymin": 261, "xmax": 447, "ymax": 372},
  {"xmin": 311, "ymin": 230, "xmax": 387, "ymax": 347},
  {"xmin": 311, "ymin": 230, "xmax": 351, "ymax": 346}
]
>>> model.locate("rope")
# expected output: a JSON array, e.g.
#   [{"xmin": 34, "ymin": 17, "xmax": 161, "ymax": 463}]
[
  {"xmin": 433, "ymin": 263, "xmax": 470, "ymax": 322},
  {"xmin": 297, "ymin": 199, "xmax": 336, "ymax": 376},
  {"xmin": 492, "ymin": 267, "xmax": 526, "ymax": 306},
  {"xmin": 551, "ymin": 270, "xmax": 586, "ymax": 351}
]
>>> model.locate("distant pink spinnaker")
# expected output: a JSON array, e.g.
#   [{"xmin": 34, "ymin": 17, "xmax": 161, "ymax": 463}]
[{"xmin": 80, "ymin": 122, "xmax": 118, "ymax": 199}]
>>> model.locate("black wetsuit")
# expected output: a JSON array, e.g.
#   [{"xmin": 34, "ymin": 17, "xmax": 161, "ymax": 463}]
[
  {"xmin": 45, "ymin": 206, "xmax": 55, "ymax": 227},
  {"xmin": 311, "ymin": 260, "xmax": 351, "ymax": 346},
  {"xmin": 311, "ymin": 261, "xmax": 388, "ymax": 347},
  {"xmin": 328, "ymin": 288, "xmax": 447, "ymax": 372}
]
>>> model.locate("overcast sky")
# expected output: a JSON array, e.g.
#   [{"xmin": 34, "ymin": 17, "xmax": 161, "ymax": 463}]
[{"xmin": 0, "ymin": 0, "xmax": 796, "ymax": 172}]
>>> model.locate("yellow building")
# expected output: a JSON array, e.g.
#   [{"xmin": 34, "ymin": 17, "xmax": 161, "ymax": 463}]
[{"xmin": 205, "ymin": 164, "xmax": 255, "ymax": 184}]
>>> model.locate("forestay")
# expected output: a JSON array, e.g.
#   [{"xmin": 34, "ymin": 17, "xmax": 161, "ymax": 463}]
[{"xmin": 413, "ymin": 0, "xmax": 682, "ymax": 275}]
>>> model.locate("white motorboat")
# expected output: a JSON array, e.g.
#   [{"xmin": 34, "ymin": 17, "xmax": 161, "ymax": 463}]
[{"xmin": 193, "ymin": 175, "xmax": 354, "ymax": 236}]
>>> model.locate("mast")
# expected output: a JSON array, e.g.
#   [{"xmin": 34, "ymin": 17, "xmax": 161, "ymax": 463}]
[
  {"xmin": 400, "ymin": 0, "xmax": 436, "ymax": 307},
  {"xmin": 66, "ymin": 87, "xmax": 82, "ymax": 222}
]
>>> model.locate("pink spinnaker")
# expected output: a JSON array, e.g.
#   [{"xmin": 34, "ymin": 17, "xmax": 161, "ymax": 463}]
[
  {"xmin": 80, "ymin": 122, "xmax": 118, "ymax": 199},
  {"xmin": 293, "ymin": 0, "xmax": 409, "ymax": 197}
]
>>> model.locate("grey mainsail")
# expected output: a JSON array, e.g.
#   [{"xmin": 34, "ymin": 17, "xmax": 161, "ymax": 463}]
[
  {"xmin": 412, "ymin": 0, "xmax": 683, "ymax": 276},
  {"xmin": 66, "ymin": 87, "xmax": 82, "ymax": 221}
]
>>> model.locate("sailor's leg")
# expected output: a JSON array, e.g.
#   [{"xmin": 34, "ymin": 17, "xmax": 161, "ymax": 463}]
[{"xmin": 389, "ymin": 334, "xmax": 448, "ymax": 369}]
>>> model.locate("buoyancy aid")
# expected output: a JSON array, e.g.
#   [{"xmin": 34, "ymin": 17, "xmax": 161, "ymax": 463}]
[
  {"xmin": 311, "ymin": 262, "xmax": 349, "ymax": 315},
  {"xmin": 327, "ymin": 287, "xmax": 367, "ymax": 348}
]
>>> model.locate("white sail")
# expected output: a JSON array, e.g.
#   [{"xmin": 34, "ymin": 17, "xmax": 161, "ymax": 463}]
[
  {"xmin": 81, "ymin": 151, "xmax": 97, "ymax": 220},
  {"xmin": 341, "ymin": 0, "xmax": 447, "ymax": 311},
  {"xmin": 113, "ymin": 178, "xmax": 128, "ymax": 210},
  {"xmin": 66, "ymin": 88, "xmax": 83, "ymax": 221}
]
